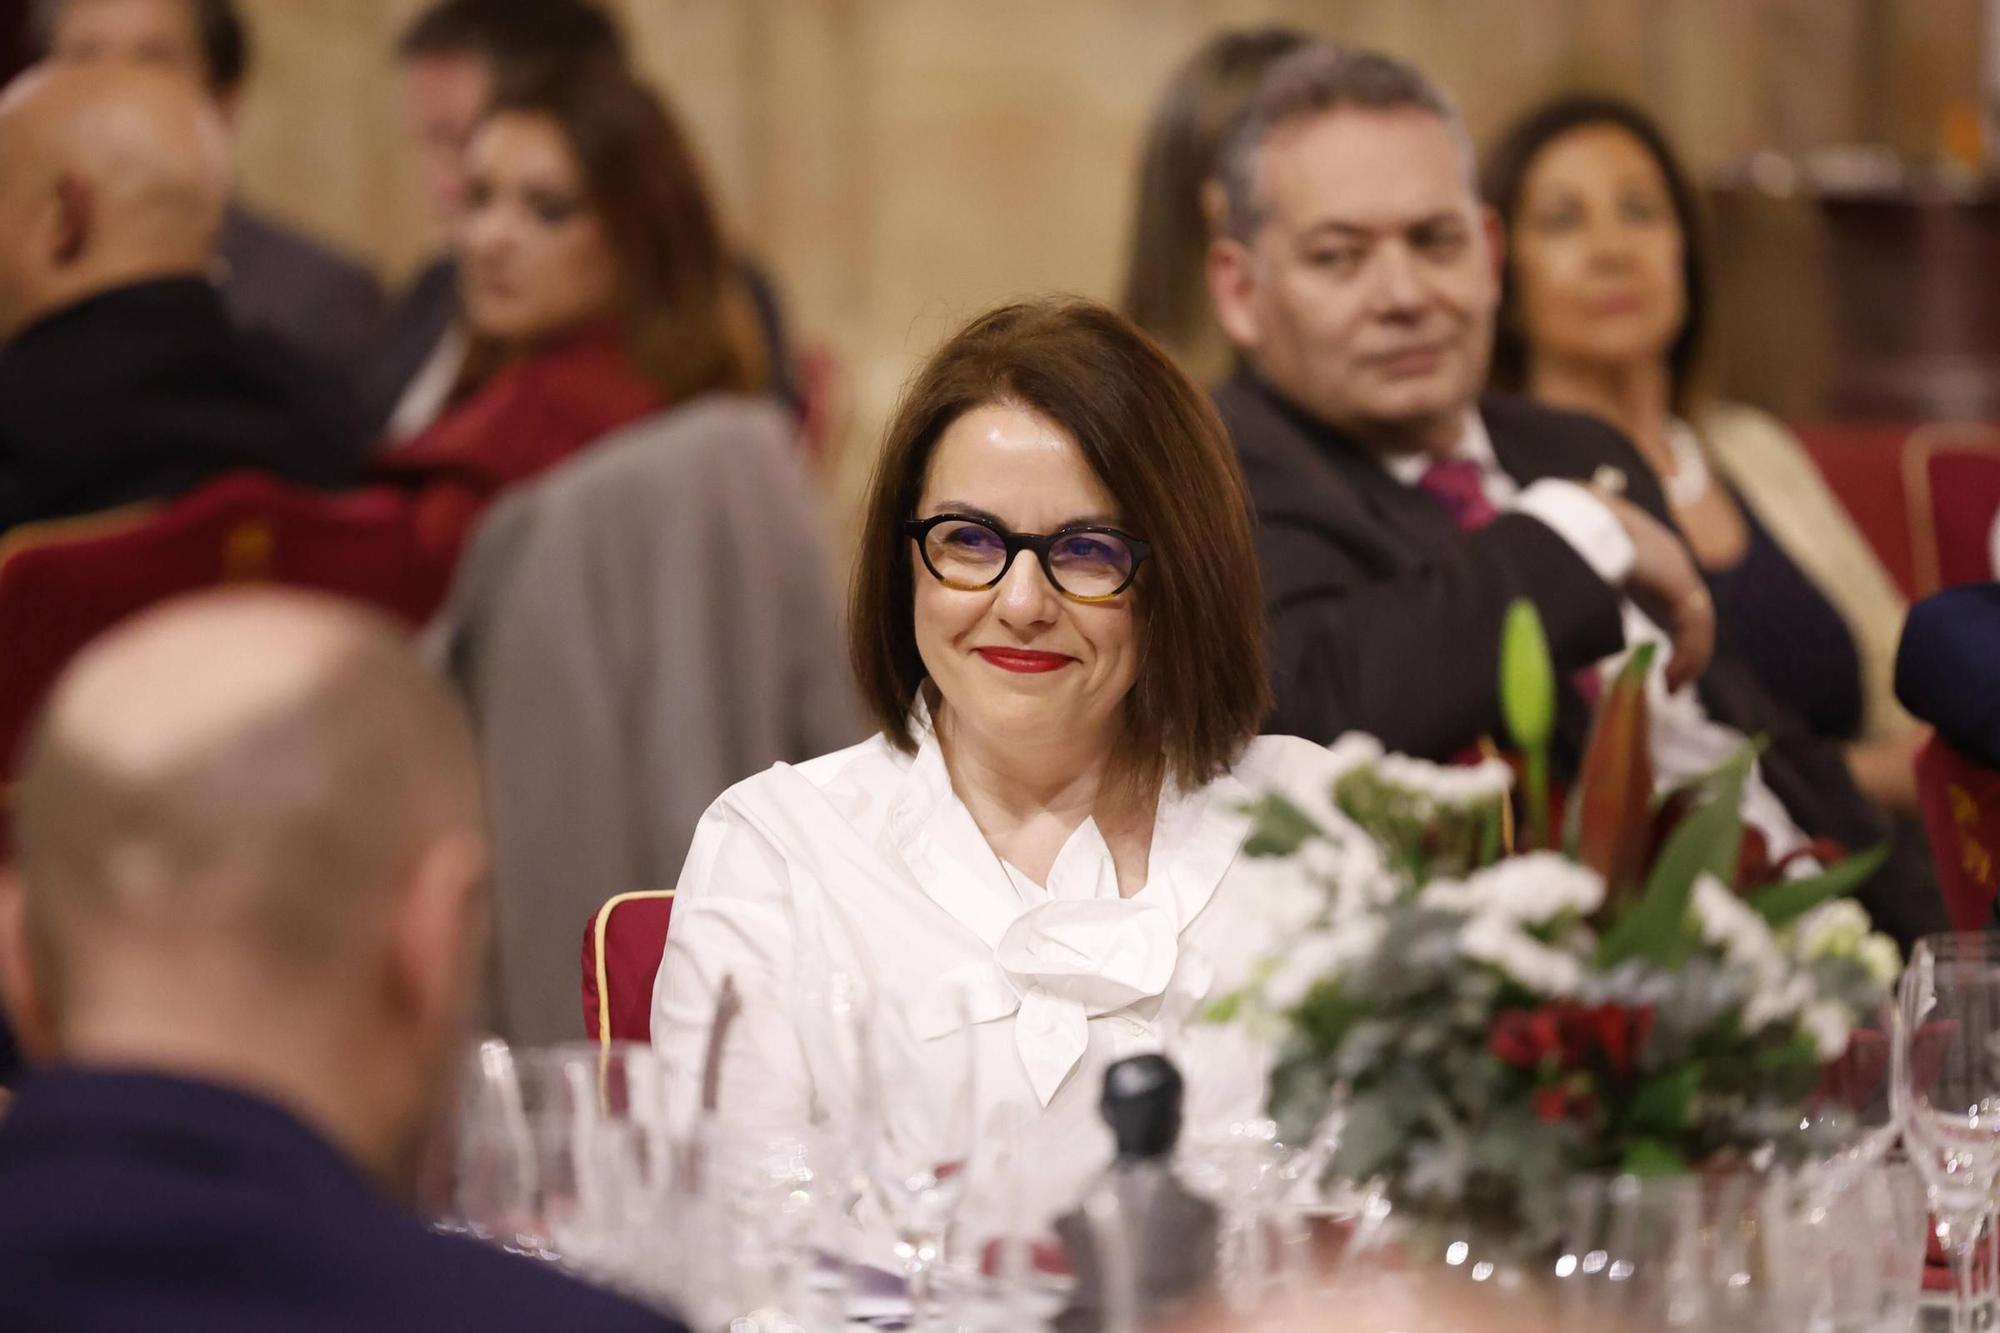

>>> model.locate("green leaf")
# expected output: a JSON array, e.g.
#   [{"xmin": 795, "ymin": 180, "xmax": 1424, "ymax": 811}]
[
  {"xmin": 1201, "ymin": 992, "xmax": 1243, "ymax": 1024},
  {"xmin": 1596, "ymin": 745, "xmax": 1754, "ymax": 968},
  {"xmin": 1626, "ymin": 1065, "xmax": 1700, "ymax": 1136},
  {"xmin": 1239, "ymin": 793, "xmax": 1321, "ymax": 858},
  {"xmin": 1499, "ymin": 598, "xmax": 1556, "ymax": 751},
  {"xmin": 1618, "ymin": 1137, "xmax": 1687, "ymax": 1176},
  {"xmin": 1746, "ymin": 843, "xmax": 1891, "ymax": 929}
]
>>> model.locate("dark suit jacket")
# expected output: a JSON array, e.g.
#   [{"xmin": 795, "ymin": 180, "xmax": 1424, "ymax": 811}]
[
  {"xmin": 1216, "ymin": 368, "xmax": 1947, "ymax": 946},
  {"xmin": 0, "ymin": 278, "xmax": 365, "ymax": 538},
  {"xmin": 1897, "ymin": 582, "xmax": 2000, "ymax": 769},
  {"xmin": 219, "ymin": 205, "xmax": 384, "ymax": 393},
  {"xmin": 0, "ymin": 1067, "xmax": 684, "ymax": 1332},
  {"xmin": 358, "ymin": 255, "xmax": 460, "ymax": 439}
]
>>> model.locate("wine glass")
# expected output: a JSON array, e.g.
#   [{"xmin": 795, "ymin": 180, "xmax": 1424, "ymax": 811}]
[
  {"xmin": 861, "ymin": 988, "xmax": 977, "ymax": 1329},
  {"xmin": 451, "ymin": 1040, "xmax": 675, "ymax": 1296},
  {"xmin": 1896, "ymin": 932, "xmax": 2000, "ymax": 1332}
]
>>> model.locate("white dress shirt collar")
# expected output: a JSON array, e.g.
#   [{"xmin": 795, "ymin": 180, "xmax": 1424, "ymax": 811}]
[{"xmin": 1379, "ymin": 408, "xmax": 1502, "ymax": 489}]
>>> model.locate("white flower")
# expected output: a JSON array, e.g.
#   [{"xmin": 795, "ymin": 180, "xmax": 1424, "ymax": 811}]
[
  {"xmin": 1690, "ymin": 874, "xmax": 1781, "ymax": 971},
  {"xmin": 1322, "ymin": 732, "xmax": 1386, "ymax": 782},
  {"xmin": 1374, "ymin": 750, "xmax": 1513, "ymax": 807},
  {"xmin": 1263, "ymin": 923, "xmax": 1381, "ymax": 1010},
  {"xmin": 1743, "ymin": 969, "xmax": 1815, "ymax": 1030},
  {"xmin": 1791, "ymin": 899, "xmax": 1872, "ymax": 962},
  {"xmin": 1235, "ymin": 857, "xmax": 1329, "ymax": 939},
  {"xmin": 1418, "ymin": 852, "xmax": 1605, "ymax": 926},
  {"xmin": 1857, "ymin": 934, "xmax": 1902, "ymax": 987},
  {"xmin": 1459, "ymin": 914, "xmax": 1583, "ymax": 996},
  {"xmin": 1800, "ymin": 1000, "xmax": 1854, "ymax": 1061}
]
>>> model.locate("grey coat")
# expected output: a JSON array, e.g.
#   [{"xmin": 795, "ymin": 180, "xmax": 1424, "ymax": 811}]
[{"xmin": 434, "ymin": 395, "xmax": 865, "ymax": 1045}]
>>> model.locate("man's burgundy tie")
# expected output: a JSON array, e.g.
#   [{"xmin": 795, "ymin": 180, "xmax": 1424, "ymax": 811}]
[
  {"xmin": 1416, "ymin": 457, "xmax": 1502, "ymax": 533},
  {"xmin": 1417, "ymin": 456, "xmax": 1602, "ymax": 708}
]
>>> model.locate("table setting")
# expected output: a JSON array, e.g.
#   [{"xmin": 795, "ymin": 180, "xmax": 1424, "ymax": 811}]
[{"xmin": 430, "ymin": 605, "xmax": 1988, "ymax": 1330}]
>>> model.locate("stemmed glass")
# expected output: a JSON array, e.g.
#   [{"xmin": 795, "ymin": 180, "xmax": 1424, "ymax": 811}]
[
  {"xmin": 450, "ymin": 1040, "xmax": 675, "ymax": 1299},
  {"xmin": 1896, "ymin": 932, "xmax": 2000, "ymax": 1332},
  {"xmin": 861, "ymin": 988, "xmax": 977, "ymax": 1329}
]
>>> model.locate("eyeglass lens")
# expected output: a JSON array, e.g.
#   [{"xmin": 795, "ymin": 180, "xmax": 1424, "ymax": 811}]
[{"xmin": 922, "ymin": 518, "xmax": 1136, "ymax": 598}]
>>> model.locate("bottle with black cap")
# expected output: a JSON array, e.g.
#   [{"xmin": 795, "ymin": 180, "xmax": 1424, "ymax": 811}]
[{"xmin": 1052, "ymin": 1053, "xmax": 1219, "ymax": 1332}]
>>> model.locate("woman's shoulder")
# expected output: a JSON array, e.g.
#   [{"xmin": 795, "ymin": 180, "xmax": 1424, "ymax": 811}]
[
  {"xmin": 1696, "ymin": 400, "xmax": 1810, "ymax": 461},
  {"xmin": 709, "ymin": 729, "xmax": 907, "ymax": 824},
  {"xmin": 1224, "ymin": 733, "xmax": 1344, "ymax": 788}
]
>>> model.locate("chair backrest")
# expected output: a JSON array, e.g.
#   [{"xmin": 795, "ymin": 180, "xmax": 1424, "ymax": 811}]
[
  {"xmin": 1791, "ymin": 420, "xmax": 1922, "ymax": 599},
  {"xmin": 1904, "ymin": 424, "xmax": 2000, "ymax": 595},
  {"xmin": 0, "ymin": 472, "xmax": 444, "ymax": 790},
  {"xmin": 581, "ymin": 890, "xmax": 675, "ymax": 1050},
  {"xmin": 1914, "ymin": 736, "xmax": 2000, "ymax": 932}
]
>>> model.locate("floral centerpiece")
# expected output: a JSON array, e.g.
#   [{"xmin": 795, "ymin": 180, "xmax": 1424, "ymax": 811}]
[{"xmin": 1213, "ymin": 602, "xmax": 1901, "ymax": 1250}]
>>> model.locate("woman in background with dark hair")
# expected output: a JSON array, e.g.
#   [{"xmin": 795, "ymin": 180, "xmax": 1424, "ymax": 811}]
[
  {"xmin": 1484, "ymin": 95, "xmax": 1921, "ymax": 812},
  {"xmin": 376, "ymin": 62, "xmax": 764, "ymax": 562},
  {"xmin": 1119, "ymin": 26, "xmax": 1312, "ymax": 385}
]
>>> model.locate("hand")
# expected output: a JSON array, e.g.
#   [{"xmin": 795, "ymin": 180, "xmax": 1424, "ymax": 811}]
[{"xmin": 1597, "ymin": 493, "xmax": 1714, "ymax": 693}]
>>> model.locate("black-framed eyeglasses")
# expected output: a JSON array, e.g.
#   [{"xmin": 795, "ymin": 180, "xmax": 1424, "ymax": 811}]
[{"xmin": 903, "ymin": 512, "xmax": 1152, "ymax": 603}]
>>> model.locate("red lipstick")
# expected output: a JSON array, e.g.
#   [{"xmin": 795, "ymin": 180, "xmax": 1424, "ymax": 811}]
[{"xmin": 975, "ymin": 648, "xmax": 1072, "ymax": 674}]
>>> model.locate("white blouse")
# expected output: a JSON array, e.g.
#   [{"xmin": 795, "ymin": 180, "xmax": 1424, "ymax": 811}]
[{"xmin": 650, "ymin": 716, "xmax": 1341, "ymax": 1226}]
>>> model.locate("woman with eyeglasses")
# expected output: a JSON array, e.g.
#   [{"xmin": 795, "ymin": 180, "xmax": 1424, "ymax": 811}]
[{"xmin": 651, "ymin": 298, "xmax": 1348, "ymax": 1231}]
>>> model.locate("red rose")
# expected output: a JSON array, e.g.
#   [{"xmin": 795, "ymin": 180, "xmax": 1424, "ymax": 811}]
[
  {"xmin": 1490, "ymin": 1008, "xmax": 1562, "ymax": 1068},
  {"xmin": 1532, "ymin": 1085, "xmax": 1571, "ymax": 1123},
  {"xmin": 1589, "ymin": 1003, "xmax": 1654, "ymax": 1076},
  {"xmin": 1532, "ymin": 1081, "xmax": 1599, "ymax": 1126}
]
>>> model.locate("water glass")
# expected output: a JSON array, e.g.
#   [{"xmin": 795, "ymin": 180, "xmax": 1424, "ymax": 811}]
[
  {"xmin": 1896, "ymin": 933, "xmax": 2000, "ymax": 1332},
  {"xmin": 861, "ymin": 988, "xmax": 976, "ymax": 1329}
]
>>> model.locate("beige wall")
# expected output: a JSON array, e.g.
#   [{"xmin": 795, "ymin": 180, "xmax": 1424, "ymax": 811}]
[{"xmin": 229, "ymin": 0, "xmax": 1985, "ymax": 509}]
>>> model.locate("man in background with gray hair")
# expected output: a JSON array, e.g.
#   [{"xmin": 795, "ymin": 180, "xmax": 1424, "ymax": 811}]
[
  {"xmin": 0, "ymin": 590, "xmax": 681, "ymax": 1331},
  {"xmin": 1206, "ymin": 42, "xmax": 1944, "ymax": 946}
]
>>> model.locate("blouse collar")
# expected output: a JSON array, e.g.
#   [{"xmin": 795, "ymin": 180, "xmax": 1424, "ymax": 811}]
[{"xmin": 886, "ymin": 698, "xmax": 1252, "ymax": 1105}]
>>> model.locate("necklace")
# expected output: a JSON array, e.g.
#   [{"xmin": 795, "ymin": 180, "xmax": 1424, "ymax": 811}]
[{"xmin": 1662, "ymin": 418, "xmax": 1712, "ymax": 509}]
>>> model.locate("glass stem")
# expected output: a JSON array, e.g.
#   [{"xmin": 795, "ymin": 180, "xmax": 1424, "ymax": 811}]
[
  {"xmin": 907, "ymin": 1236, "xmax": 937, "ymax": 1330},
  {"xmin": 1940, "ymin": 1209, "xmax": 1990, "ymax": 1333}
]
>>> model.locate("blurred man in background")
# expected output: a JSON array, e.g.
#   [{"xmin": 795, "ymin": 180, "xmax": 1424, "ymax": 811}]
[
  {"xmin": 0, "ymin": 589, "xmax": 682, "ymax": 1332},
  {"xmin": 0, "ymin": 65, "xmax": 363, "ymax": 537},
  {"xmin": 36, "ymin": 0, "xmax": 385, "ymax": 392},
  {"xmin": 1206, "ymin": 42, "xmax": 1946, "ymax": 946}
]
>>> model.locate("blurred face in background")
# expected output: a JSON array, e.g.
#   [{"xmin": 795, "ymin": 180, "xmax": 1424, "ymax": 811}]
[
  {"xmin": 459, "ymin": 110, "xmax": 619, "ymax": 347},
  {"xmin": 49, "ymin": 0, "xmax": 206, "ymax": 87},
  {"xmin": 399, "ymin": 50, "xmax": 492, "ymax": 231},
  {"xmin": 912, "ymin": 402, "xmax": 1143, "ymax": 762},
  {"xmin": 1508, "ymin": 122, "xmax": 1686, "ymax": 377},
  {"xmin": 1210, "ymin": 106, "xmax": 1501, "ymax": 455}
]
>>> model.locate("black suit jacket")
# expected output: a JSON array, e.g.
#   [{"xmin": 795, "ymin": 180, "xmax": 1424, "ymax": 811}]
[
  {"xmin": 357, "ymin": 255, "xmax": 460, "ymax": 440},
  {"xmin": 1216, "ymin": 369, "xmax": 1946, "ymax": 946},
  {"xmin": 0, "ymin": 1067, "xmax": 684, "ymax": 1332},
  {"xmin": 0, "ymin": 278, "xmax": 365, "ymax": 538},
  {"xmin": 218, "ymin": 205, "xmax": 384, "ymax": 394}
]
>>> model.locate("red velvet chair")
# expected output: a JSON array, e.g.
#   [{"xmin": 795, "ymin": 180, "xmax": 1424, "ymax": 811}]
[
  {"xmin": 1915, "ymin": 736, "xmax": 2000, "ymax": 932},
  {"xmin": 1792, "ymin": 421, "xmax": 1923, "ymax": 599},
  {"xmin": 580, "ymin": 890, "xmax": 675, "ymax": 1049},
  {"xmin": 1903, "ymin": 424, "xmax": 2000, "ymax": 594},
  {"xmin": 0, "ymin": 473, "xmax": 448, "ymax": 852}
]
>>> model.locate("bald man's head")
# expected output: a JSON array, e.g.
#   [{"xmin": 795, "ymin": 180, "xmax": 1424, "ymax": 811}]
[
  {"xmin": 10, "ymin": 589, "xmax": 485, "ymax": 1030},
  {"xmin": 0, "ymin": 63, "xmax": 228, "ymax": 340}
]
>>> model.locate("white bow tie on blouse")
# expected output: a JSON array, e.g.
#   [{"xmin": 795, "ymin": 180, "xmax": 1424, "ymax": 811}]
[{"xmin": 888, "ymin": 732, "xmax": 1243, "ymax": 1106}]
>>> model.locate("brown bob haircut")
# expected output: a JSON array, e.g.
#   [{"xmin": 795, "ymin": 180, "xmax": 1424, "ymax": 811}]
[
  {"xmin": 456, "ymin": 64, "xmax": 765, "ymax": 402},
  {"xmin": 850, "ymin": 298, "xmax": 1272, "ymax": 794}
]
